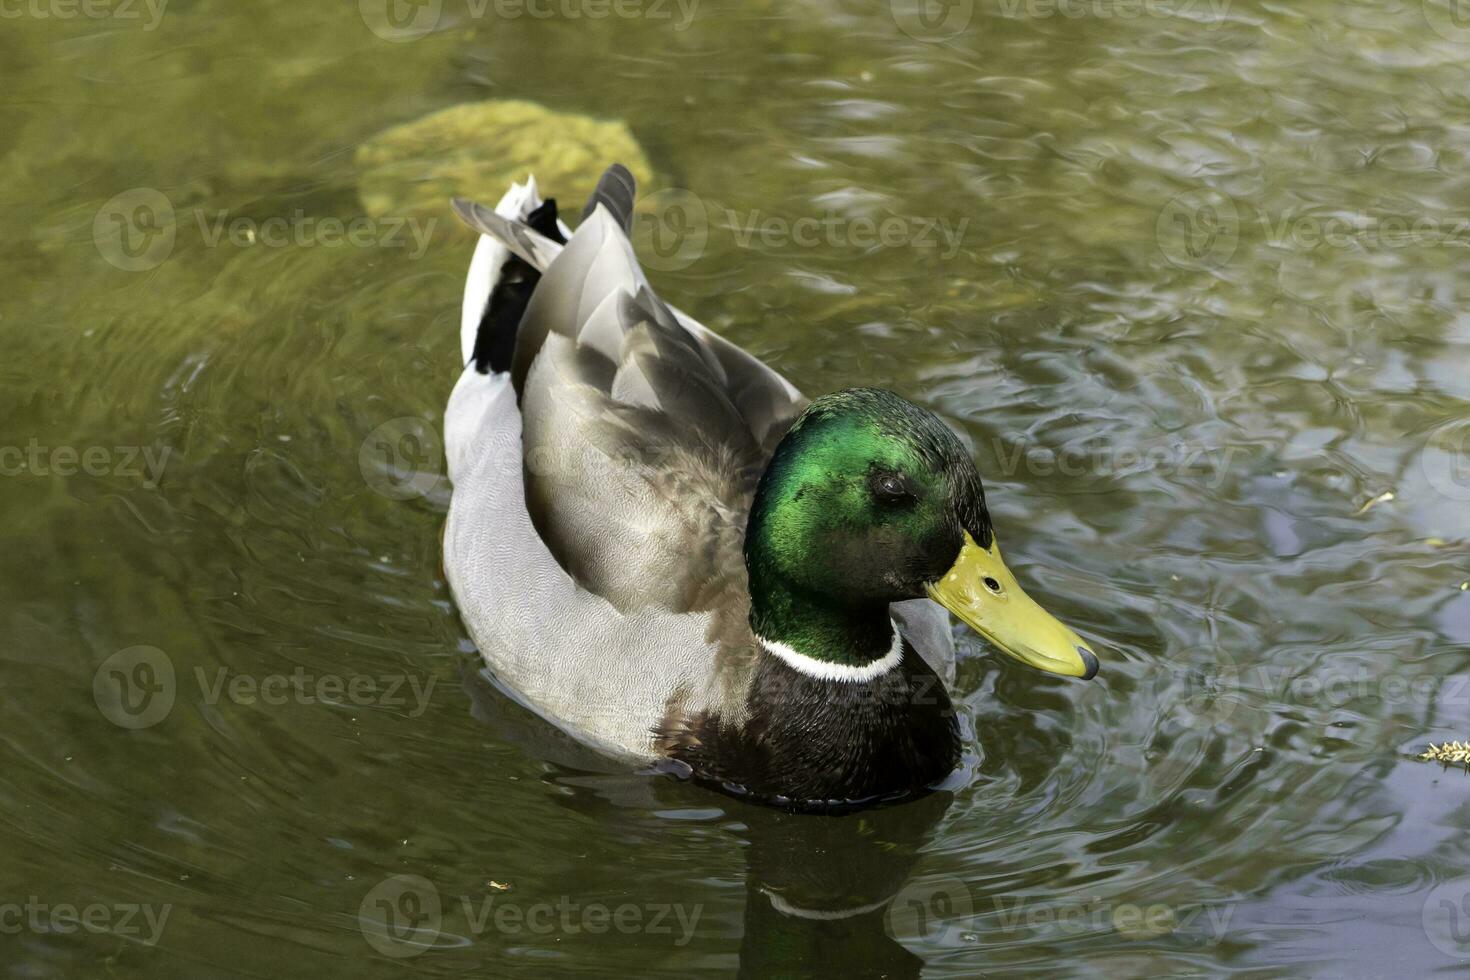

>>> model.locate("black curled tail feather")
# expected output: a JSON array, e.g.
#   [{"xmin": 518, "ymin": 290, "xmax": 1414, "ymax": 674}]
[
  {"xmin": 471, "ymin": 198, "xmax": 568, "ymax": 374},
  {"xmin": 580, "ymin": 163, "xmax": 637, "ymax": 234}
]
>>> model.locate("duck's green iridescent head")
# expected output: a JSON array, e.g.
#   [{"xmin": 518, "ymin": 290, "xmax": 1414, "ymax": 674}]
[{"xmin": 744, "ymin": 387, "xmax": 1098, "ymax": 679}]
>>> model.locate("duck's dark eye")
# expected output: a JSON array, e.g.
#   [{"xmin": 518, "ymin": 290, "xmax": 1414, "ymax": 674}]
[{"xmin": 869, "ymin": 471, "xmax": 914, "ymax": 504}]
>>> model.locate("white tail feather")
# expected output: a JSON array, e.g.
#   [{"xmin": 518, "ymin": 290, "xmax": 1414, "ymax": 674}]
[{"xmin": 459, "ymin": 177, "xmax": 544, "ymax": 367}]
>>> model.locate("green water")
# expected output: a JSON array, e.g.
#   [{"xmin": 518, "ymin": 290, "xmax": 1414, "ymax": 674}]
[{"xmin": 4, "ymin": 0, "xmax": 1470, "ymax": 975}]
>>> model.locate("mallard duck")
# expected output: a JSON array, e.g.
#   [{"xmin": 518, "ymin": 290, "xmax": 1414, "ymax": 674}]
[{"xmin": 444, "ymin": 164, "xmax": 1099, "ymax": 812}]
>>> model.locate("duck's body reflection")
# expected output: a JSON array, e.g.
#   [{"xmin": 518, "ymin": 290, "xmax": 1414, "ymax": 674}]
[
  {"xmin": 735, "ymin": 793, "xmax": 952, "ymax": 978},
  {"xmin": 463, "ymin": 666, "xmax": 954, "ymax": 976}
]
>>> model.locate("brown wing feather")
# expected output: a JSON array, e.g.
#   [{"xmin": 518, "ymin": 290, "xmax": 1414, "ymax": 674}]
[{"xmin": 509, "ymin": 205, "xmax": 799, "ymax": 619}]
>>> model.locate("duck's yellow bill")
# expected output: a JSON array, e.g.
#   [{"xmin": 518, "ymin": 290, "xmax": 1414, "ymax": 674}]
[{"xmin": 927, "ymin": 532, "xmax": 1099, "ymax": 680}]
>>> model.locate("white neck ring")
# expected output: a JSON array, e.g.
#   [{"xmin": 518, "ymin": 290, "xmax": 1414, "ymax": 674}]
[{"xmin": 757, "ymin": 620, "xmax": 904, "ymax": 683}]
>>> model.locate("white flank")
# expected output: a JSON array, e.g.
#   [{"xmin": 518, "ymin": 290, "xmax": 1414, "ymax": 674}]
[{"xmin": 758, "ymin": 621, "xmax": 904, "ymax": 683}]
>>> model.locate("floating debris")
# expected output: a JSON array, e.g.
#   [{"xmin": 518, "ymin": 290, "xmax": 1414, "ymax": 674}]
[
  {"xmin": 1420, "ymin": 742, "xmax": 1470, "ymax": 767},
  {"xmin": 1355, "ymin": 490, "xmax": 1395, "ymax": 515}
]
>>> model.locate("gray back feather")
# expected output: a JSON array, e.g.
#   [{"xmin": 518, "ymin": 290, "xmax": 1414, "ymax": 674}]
[{"xmin": 477, "ymin": 201, "xmax": 805, "ymax": 616}]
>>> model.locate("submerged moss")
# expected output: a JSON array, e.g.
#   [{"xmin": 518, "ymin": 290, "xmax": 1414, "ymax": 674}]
[{"xmin": 354, "ymin": 99, "xmax": 653, "ymax": 218}]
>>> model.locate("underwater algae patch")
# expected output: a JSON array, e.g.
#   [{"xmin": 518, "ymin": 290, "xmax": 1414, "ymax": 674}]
[{"xmin": 354, "ymin": 99, "xmax": 653, "ymax": 218}]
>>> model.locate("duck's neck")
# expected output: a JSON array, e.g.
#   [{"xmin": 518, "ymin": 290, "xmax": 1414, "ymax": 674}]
[{"xmin": 749, "ymin": 575, "xmax": 897, "ymax": 669}]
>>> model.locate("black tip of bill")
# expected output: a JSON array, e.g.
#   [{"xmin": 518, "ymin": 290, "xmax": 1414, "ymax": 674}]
[{"xmin": 1077, "ymin": 647, "xmax": 1100, "ymax": 681}]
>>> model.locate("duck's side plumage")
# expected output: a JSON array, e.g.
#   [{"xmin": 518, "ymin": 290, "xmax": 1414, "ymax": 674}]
[{"xmin": 444, "ymin": 168, "xmax": 957, "ymax": 789}]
